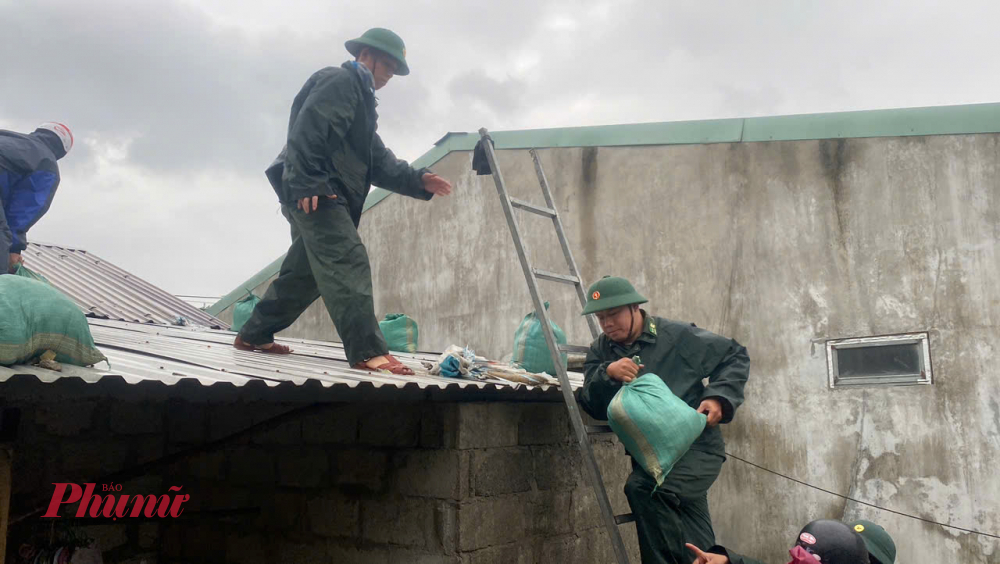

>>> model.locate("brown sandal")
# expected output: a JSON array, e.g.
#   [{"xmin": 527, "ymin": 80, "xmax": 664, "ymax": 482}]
[
  {"xmin": 352, "ymin": 354, "xmax": 414, "ymax": 375},
  {"xmin": 234, "ymin": 336, "xmax": 293, "ymax": 354}
]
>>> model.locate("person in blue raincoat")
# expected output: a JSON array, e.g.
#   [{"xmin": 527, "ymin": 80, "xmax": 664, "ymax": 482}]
[{"xmin": 0, "ymin": 122, "xmax": 74, "ymax": 274}]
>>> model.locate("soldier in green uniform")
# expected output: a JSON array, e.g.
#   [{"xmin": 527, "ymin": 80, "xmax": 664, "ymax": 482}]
[
  {"xmin": 686, "ymin": 519, "xmax": 896, "ymax": 564},
  {"xmin": 578, "ymin": 276, "xmax": 750, "ymax": 564},
  {"xmin": 234, "ymin": 28, "xmax": 453, "ymax": 375}
]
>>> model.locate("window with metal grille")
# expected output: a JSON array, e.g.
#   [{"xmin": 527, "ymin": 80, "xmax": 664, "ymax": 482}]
[{"xmin": 826, "ymin": 333, "xmax": 932, "ymax": 388}]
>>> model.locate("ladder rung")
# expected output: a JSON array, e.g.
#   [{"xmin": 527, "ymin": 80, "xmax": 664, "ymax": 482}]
[
  {"xmin": 558, "ymin": 344, "xmax": 591, "ymax": 354},
  {"xmin": 509, "ymin": 197, "xmax": 557, "ymax": 218},
  {"xmin": 586, "ymin": 425, "xmax": 614, "ymax": 434},
  {"xmin": 533, "ymin": 269, "xmax": 580, "ymax": 285},
  {"xmin": 615, "ymin": 513, "xmax": 636, "ymax": 525}
]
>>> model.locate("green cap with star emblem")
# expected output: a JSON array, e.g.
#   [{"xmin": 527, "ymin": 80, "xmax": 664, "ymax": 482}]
[
  {"xmin": 847, "ymin": 520, "xmax": 895, "ymax": 564},
  {"xmin": 581, "ymin": 276, "xmax": 648, "ymax": 315}
]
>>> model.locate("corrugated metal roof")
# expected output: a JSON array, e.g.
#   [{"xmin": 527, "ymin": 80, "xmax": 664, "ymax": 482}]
[
  {"xmin": 20, "ymin": 243, "xmax": 228, "ymax": 329},
  {"xmin": 0, "ymin": 319, "xmax": 580, "ymax": 399}
]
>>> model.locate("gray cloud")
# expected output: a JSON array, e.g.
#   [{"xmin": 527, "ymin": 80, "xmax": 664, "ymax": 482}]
[{"xmin": 2, "ymin": 0, "xmax": 998, "ymax": 297}]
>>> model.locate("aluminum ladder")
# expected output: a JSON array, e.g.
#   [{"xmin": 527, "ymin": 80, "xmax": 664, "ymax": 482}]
[{"xmin": 474, "ymin": 128, "xmax": 633, "ymax": 564}]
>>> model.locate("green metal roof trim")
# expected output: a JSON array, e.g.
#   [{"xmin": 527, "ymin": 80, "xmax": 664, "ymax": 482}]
[{"xmin": 208, "ymin": 101, "xmax": 1000, "ymax": 316}]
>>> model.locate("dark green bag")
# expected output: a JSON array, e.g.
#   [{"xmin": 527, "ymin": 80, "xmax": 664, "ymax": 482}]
[
  {"xmin": 379, "ymin": 313, "xmax": 419, "ymax": 353},
  {"xmin": 231, "ymin": 292, "xmax": 261, "ymax": 333},
  {"xmin": 512, "ymin": 302, "xmax": 567, "ymax": 375},
  {"xmin": 0, "ymin": 275, "xmax": 107, "ymax": 367}
]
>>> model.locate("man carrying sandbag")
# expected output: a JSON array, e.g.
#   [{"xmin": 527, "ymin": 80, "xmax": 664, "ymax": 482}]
[{"xmin": 579, "ymin": 276, "xmax": 750, "ymax": 564}]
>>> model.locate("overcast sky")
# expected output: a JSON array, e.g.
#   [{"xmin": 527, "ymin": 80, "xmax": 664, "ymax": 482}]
[{"xmin": 2, "ymin": 0, "xmax": 998, "ymax": 298}]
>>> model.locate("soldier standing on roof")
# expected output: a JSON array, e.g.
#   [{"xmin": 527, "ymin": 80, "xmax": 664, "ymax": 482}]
[
  {"xmin": 0, "ymin": 123, "xmax": 74, "ymax": 275},
  {"xmin": 578, "ymin": 276, "xmax": 750, "ymax": 564},
  {"xmin": 234, "ymin": 28, "xmax": 453, "ymax": 375}
]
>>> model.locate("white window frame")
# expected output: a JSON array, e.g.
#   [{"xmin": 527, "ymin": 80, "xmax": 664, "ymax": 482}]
[{"xmin": 826, "ymin": 332, "xmax": 932, "ymax": 388}]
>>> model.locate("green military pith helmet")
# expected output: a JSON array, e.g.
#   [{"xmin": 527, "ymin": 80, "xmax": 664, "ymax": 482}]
[
  {"xmin": 345, "ymin": 28, "xmax": 410, "ymax": 76},
  {"xmin": 581, "ymin": 276, "xmax": 648, "ymax": 315},
  {"xmin": 848, "ymin": 520, "xmax": 896, "ymax": 564}
]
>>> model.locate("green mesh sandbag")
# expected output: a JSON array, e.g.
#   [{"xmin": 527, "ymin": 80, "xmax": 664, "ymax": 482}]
[
  {"xmin": 512, "ymin": 302, "xmax": 567, "ymax": 375},
  {"xmin": 231, "ymin": 292, "xmax": 261, "ymax": 333},
  {"xmin": 0, "ymin": 275, "xmax": 107, "ymax": 367},
  {"xmin": 379, "ymin": 313, "xmax": 419, "ymax": 353},
  {"xmin": 14, "ymin": 264, "xmax": 51, "ymax": 284},
  {"xmin": 607, "ymin": 374, "xmax": 707, "ymax": 486}
]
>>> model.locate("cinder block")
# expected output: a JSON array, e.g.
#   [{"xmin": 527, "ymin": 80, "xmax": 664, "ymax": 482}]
[
  {"xmin": 434, "ymin": 500, "xmax": 458, "ymax": 555},
  {"xmin": 394, "ymin": 449, "xmax": 467, "ymax": 500},
  {"xmin": 538, "ymin": 533, "xmax": 586, "ymax": 563},
  {"xmin": 455, "ymin": 403, "xmax": 520, "ymax": 449},
  {"xmin": 60, "ymin": 441, "xmax": 129, "ymax": 478},
  {"xmin": 134, "ymin": 437, "xmax": 165, "ymax": 465},
  {"xmin": 267, "ymin": 490, "xmax": 307, "ymax": 530},
  {"xmin": 591, "ymin": 441, "xmax": 631, "ymax": 511},
  {"xmin": 528, "ymin": 490, "xmax": 573, "ymax": 536},
  {"xmin": 278, "ymin": 447, "xmax": 329, "ymax": 487},
  {"xmin": 139, "ymin": 522, "xmax": 159, "ymax": 549},
  {"xmin": 332, "ymin": 449, "xmax": 389, "ymax": 492},
  {"xmin": 117, "ymin": 554, "xmax": 158, "ymax": 564},
  {"xmin": 388, "ymin": 552, "xmax": 461, "ymax": 564},
  {"xmin": 37, "ymin": 401, "xmax": 97, "ymax": 436},
  {"xmin": 308, "ymin": 490, "xmax": 359, "ymax": 538},
  {"xmin": 167, "ymin": 401, "xmax": 206, "ymax": 443},
  {"xmin": 228, "ymin": 446, "xmax": 276, "ymax": 484},
  {"xmin": 570, "ymin": 486, "xmax": 601, "ymax": 529},
  {"xmin": 359, "ymin": 405, "xmax": 421, "ymax": 447},
  {"xmin": 420, "ymin": 404, "xmax": 458, "ymax": 448},
  {"xmin": 456, "ymin": 495, "xmax": 529, "ymax": 551},
  {"xmin": 361, "ymin": 497, "xmax": 437, "ymax": 548},
  {"xmin": 518, "ymin": 404, "xmax": 571, "ymax": 445},
  {"xmin": 270, "ymin": 542, "xmax": 329, "ymax": 564},
  {"xmin": 302, "ymin": 405, "xmax": 359, "ymax": 444},
  {"xmin": 110, "ymin": 402, "xmax": 163, "ymax": 435},
  {"xmin": 77, "ymin": 523, "xmax": 129, "ymax": 551},
  {"xmin": 208, "ymin": 404, "xmax": 254, "ymax": 441},
  {"xmin": 471, "ymin": 448, "xmax": 532, "ymax": 497},
  {"xmin": 326, "ymin": 545, "xmax": 391, "ymax": 564},
  {"xmin": 225, "ymin": 533, "xmax": 269, "ymax": 564},
  {"xmin": 188, "ymin": 451, "xmax": 226, "ymax": 480},
  {"xmin": 532, "ymin": 446, "xmax": 582, "ymax": 491},
  {"xmin": 463, "ymin": 543, "xmax": 533, "ymax": 564}
]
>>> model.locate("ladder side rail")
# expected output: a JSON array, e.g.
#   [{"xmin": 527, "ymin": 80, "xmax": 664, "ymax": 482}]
[
  {"xmin": 529, "ymin": 149, "xmax": 601, "ymax": 340},
  {"xmin": 479, "ymin": 131, "xmax": 631, "ymax": 564}
]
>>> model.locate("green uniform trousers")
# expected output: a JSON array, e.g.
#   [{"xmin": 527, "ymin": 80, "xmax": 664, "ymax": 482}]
[
  {"xmin": 238, "ymin": 201, "xmax": 388, "ymax": 366},
  {"xmin": 624, "ymin": 448, "xmax": 725, "ymax": 564}
]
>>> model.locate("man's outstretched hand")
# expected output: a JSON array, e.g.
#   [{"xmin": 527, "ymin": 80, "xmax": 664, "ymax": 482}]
[
  {"xmin": 423, "ymin": 173, "xmax": 452, "ymax": 196},
  {"xmin": 685, "ymin": 543, "xmax": 729, "ymax": 564}
]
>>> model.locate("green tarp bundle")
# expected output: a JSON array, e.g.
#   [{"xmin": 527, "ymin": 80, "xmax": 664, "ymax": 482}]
[
  {"xmin": 380, "ymin": 313, "xmax": 418, "ymax": 353},
  {"xmin": 231, "ymin": 292, "xmax": 261, "ymax": 333},
  {"xmin": 607, "ymin": 373, "xmax": 706, "ymax": 486},
  {"xmin": 512, "ymin": 302, "xmax": 567, "ymax": 376},
  {"xmin": 0, "ymin": 275, "xmax": 107, "ymax": 367},
  {"xmin": 14, "ymin": 264, "xmax": 51, "ymax": 284}
]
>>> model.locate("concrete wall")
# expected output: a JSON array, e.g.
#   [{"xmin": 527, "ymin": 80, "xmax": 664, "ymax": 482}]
[
  {"xmin": 3, "ymin": 397, "xmax": 639, "ymax": 563},
  {"xmin": 222, "ymin": 134, "xmax": 1000, "ymax": 562}
]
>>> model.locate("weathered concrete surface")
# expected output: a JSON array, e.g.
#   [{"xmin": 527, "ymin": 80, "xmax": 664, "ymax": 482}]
[{"xmin": 216, "ymin": 134, "xmax": 1000, "ymax": 562}]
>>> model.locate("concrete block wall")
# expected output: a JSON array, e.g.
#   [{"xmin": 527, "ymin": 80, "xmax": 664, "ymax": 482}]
[{"xmin": 4, "ymin": 397, "xmax": 641, "ymax": 563}]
